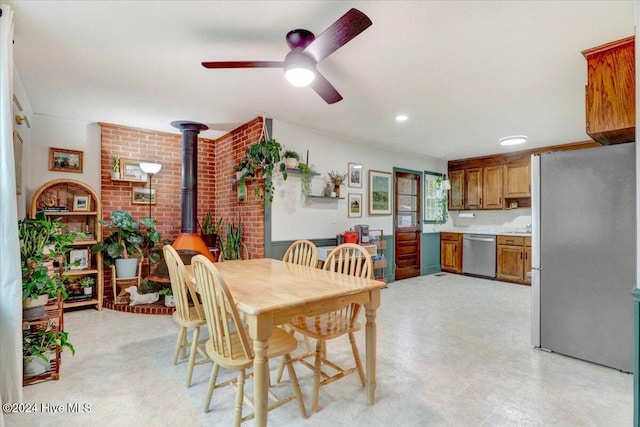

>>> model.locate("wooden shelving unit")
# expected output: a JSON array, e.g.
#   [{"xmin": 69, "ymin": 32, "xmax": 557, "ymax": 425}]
[
  {"xmin": 30, "ymin": 179, "xmax": 103, "ymax": 310},
  {"xmin": 369, "ymin": 230, "xmax": 387, "ymax": 283},
  {"xmin": 23, "ymin": 295, "xmax": 63, "ymax": 386}
]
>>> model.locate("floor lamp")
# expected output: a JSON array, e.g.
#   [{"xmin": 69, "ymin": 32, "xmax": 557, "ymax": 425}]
[{"xmin": 139, "ymin": 162, "xmax": 161, "ymax": 277}]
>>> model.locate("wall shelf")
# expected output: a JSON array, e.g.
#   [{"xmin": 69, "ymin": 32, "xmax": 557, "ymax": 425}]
[
  {"xmin": 285, "ymin": 168, "xmax": 320, "ymax": 176},
  {"xmin": 309, "ymin": 195, "xmax": 344, "ymax": 200}
]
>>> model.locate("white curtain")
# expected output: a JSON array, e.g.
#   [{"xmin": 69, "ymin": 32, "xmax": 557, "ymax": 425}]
[{"xmin": 0, "ymin": 3, "xmax": 22, "ymax": 422}]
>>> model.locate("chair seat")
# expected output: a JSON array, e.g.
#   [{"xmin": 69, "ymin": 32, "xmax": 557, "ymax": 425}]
[
  {"xmin": 290, "ymin": 313, "xmax": 361, "ymax": 340},
  {"xmin": 206, "ymin": 326, "xmax": 298, "ymax": 371},
  {"xmin": 173, "ymin": 305, "xmax": 206, "ymax": 328}
]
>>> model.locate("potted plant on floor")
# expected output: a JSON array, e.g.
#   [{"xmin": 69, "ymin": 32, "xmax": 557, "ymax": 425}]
[
  {"xmin": 91, "ymin": 210, "xmax": 163, "ymax": 278},
  {"xmin": 221, "ymin": 222, "xmax": 243, "ymax": 261},
  {"xmin": 201, "ymin": 211, "xmax": 223, "ymax": 250}
]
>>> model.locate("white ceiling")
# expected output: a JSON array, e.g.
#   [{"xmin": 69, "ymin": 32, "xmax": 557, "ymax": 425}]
[{"xmin": 6, "ymin": 0, "xmax": 635, "ymax": 160}]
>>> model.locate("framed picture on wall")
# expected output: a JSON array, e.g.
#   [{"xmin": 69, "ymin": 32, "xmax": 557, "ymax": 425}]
[
  {"xmin": 348, "ymin": 193, "xmax": 362, "ymax": 218},
  {"xmin": 13, "ymin": 131, "xmax": 22, "ymax": 195},
  {"xmin": 368, "ymin": 170, "xmax": 392, "ymax": 215},
  {"xmin": 348, "ymin": 162, "xmax": 362, "ymax": 188},
  {"xmin": 132, "ymin": 187, "xmax": 156, "ymax": 204},
  {"xmin": 48, "ymin": 147, "xmax": 83, "ymax": 173},
  {"xmin": 73, "ymin": 195, "xmax": 90, "ymax": 212},
  {"xmin": 120, "ymin": 159, "xmax": 147, "ymax": 182}
]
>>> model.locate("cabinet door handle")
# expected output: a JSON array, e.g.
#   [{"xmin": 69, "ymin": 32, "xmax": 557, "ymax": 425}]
[
  {"xmin": 479, "ymin": 198, "xmax": 482, "ymax": 205},
  {"xmin": 499, "ymin": 197, "xmax": 501, "ymax": 204},
  {"xmin": 520, "ymin": 252, "xmax": 522, "ymax": 259}
]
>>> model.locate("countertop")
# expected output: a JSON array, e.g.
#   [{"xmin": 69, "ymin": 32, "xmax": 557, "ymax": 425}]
[{"xmin": 438, "ymin": 228, "xmax": 531, "ymax": 237}]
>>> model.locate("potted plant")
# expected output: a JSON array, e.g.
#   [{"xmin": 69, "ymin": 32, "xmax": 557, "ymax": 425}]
[
  {"xmin": 91, "ymin": 210, "xmax": 163, "ymax": 278},
  {"xmin": 201, "ymin": 211, "xmax": 223, "ymax": 249},
  {"xmin": 111, "ymin": 155, "xmax": 120, "ymax": 180},
  {"xmin": 23, "ymin": 322, "xmax": 75, "ymax": 378},
  {"xmin": 283, "ymin": 149, "xmax": 300, "ymax": 169},
  {"xmin": 298, "ymin": 162, "xmax": 313, "ymax": 202},
  {"xmin": 327, "ymin": 170, "xmax": 348, "ymax": 197},
  {"xmin": 158, "ymin": 287, "xmax": 175, "ymax": 307},
  {"xmin": 79, "ymin": 276, "xmax": 94, "ymax": 297},
  {"xmin": 19, "ymin": 213, "xmax": 76, "ymax": 319},
  {"xmin": 221, "ymin": 222, "xmax": 243, "ymax": 261},
  {"xmin": 236, "ymin": 139, "xmax": 288, "ymax": 203}
]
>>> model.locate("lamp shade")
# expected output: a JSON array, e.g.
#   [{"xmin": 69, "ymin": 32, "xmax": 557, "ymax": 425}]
[{"xmin": 139, "ymin": 162, "xmax": 162, "ymax": 174}]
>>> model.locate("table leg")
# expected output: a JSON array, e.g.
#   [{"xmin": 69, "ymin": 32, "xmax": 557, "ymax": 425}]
[
  {"xmin": 365, "ymin": 289, "xmax": 381, "ymax": 405},
  {"xmin": 247, "ymin": 313, "xmax": 273, "ymax": 427}
]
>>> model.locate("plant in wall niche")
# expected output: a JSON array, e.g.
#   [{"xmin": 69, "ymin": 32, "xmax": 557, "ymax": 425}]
[
  {"xmin": 298, "ymin": 162, "xmax": 313, "ymax": 202},
  {"xmin": 201, "ymin": 211, "xmax": 223, "ymax": 249},
  {"xmin": 111, "ymin": 155, "xmax": 120, "ymax": 179},
  {"xmin": 327, "ymin": 170, "xmax": 348, "ymax": 197},
  {"xmin": 236, "ymin": 139, "xmax": 288, "ymax": 203}
]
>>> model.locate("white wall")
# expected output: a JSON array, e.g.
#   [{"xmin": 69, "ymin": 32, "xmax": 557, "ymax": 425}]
[
  {"xmin": 271, "ymin": 120, "xmax": 443, "ymax": 240},
  {"xmin": 13, "ymin": 70, "xmax": 32, "ymax": 218},
  {"xmin": 28, "ymin": 115, "xmax": 101, "ymax": 206}
]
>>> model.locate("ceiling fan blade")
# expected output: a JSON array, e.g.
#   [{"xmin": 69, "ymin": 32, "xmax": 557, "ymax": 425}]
[
  {"xmin": 304, "ymin": 8, "xmax": 372, "ymax": 63},
  {"xmin": 201, "ymin": 61, "xmax": 284, "ymax": 69},
  {"xmin": 310, "ymin": 71, "xmax": 343, "ymax": 104}
]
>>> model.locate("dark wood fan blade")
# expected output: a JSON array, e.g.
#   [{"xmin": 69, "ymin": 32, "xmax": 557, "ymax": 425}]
[
  {"xmin": 304, "ymin": 8, "xmax": 372, "ymax": 63},
  {"xmin": 310, "ymin": 71, "xmax": 343, "ymax": 104},
  {"xmin": 201, "ymin": 61, "xmax": 284, "ymax": 69}
]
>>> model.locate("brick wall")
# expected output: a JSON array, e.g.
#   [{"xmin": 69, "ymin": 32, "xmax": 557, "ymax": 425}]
[{"xmin": 99, "ymin": 118, "xmax": 266, "ymax": 298}]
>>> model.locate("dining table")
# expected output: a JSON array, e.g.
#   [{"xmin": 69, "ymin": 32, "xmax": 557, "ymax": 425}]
[{"xmin": 187, "ymin": 257, "xmax": 385, "ymax": 427}]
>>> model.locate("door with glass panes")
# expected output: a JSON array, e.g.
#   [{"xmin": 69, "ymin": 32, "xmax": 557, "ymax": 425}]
[{"xmin": 394, "ymin": 171, "xmax": 421, "ymax": 280}]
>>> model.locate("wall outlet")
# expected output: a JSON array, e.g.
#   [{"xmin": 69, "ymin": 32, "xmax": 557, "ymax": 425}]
[{"xmin": 329, "ymin": 214, "xmax": 337, "ymax": 224}]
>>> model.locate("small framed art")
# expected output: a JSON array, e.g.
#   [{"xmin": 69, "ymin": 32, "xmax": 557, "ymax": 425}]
[
  {"xmin": 348, "ymin": 193, "xmax": 362, "ymax": 218},
  {"xmin": 119, "ymin": 159, "xmax": 148, "ymax": 182},
  {"xmin": 73, "ymin": 195, "xmax": 90, "ymax": 212},
  {"xmin": 348, "ymin": 162, "xmax": 362, "ymax": 188},
  {"xmin": 132, "ymin": 187, "xmax": 156, "ymax": 204},
  {"xmin": 49, "ymin": 147, "xmax": 83, "ymax": 173}
]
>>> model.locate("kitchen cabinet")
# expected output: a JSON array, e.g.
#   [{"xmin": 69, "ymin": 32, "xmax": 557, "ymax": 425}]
[
  {"xmin": 464, "ymin": 168, "xmax": 482, "ymax": 209},
  {"xmin": 440, "ymin": 232, "xmax": 462, "ymax": 274},
  {"xmin": 30, "ymin": 179, "xmax": 103, "ymax": 310},
  {"xmin": 582, "ymin": 36, "xmax": 635, "ymax": 145},
  {"xmin": 482, "ymin": 165, "xmax": 504, "ymax": 209},
  {"xmin": 503, "ymin": 161, "xmax": 530, "ymax": 198},
  {"xmin": 523, "ymin": 237, "xmax": 532, "ymax": 285},
  {"xmin": 448, "ymin": 170, "xmax": 464, "ymax": 210},
  {"xmin": 497, "ymin": 235, "xmax": 529, "ymax": 285}
]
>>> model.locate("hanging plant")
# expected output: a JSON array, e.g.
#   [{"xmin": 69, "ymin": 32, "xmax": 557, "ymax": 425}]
[
  {"xmin": 236, "ymin": 139, "xmax": 288, "ymax": 203},
  {"xmin": 298, "ymin": 163, "xmax": 313, "ymax": 202}
]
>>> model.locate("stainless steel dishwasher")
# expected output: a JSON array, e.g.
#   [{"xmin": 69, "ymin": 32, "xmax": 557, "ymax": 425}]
[{"xmin": 462, "ymin": 234, "xmax": 497, "ymax": 279}]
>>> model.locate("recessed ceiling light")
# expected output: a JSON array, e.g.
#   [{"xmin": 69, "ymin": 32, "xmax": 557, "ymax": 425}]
[
  {"xmin": 499, "ymin": 135, "xmax": 528, "ymax": 146},
  {"xmin": 395, "ymin": 115, "xmax": 408, "ymax": 122}
]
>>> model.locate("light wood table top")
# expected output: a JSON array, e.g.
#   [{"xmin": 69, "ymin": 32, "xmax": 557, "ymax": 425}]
[{"xmin": 187, "ymin": 258, "xmax": 385, "ymax": 426}]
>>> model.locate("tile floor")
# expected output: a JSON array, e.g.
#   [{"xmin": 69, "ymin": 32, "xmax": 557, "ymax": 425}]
[{"xmin": 6, "ymin": 273, "xmax": 633, "ymax": 426}]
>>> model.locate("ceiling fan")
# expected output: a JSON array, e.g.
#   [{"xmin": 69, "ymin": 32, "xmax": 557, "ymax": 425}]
[{"xmin": 201, "ymin": 8, "xmax": 372, "ymax": 104}]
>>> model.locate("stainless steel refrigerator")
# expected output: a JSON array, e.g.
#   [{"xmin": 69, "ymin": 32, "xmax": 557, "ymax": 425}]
[{"xmin": 531, "ymin": 143, "xmax": 635, "ymax": 373}]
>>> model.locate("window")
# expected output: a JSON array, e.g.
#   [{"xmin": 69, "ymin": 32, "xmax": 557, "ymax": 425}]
[{"xmin": 424, "ymin": 171, "xmax": 447, "ymax": 224}]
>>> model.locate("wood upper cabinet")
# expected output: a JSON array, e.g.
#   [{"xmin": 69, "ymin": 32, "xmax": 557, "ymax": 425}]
[
  {"xmin": 448, "ymin": 170, "xmax": 465, "ymax": 210},
  {"xmin": 440, "ymin": 232, "xmax": 462, "ymax": 274},
  {"xmin": 482, "ymin": 165, "xmax": 503, "ymax": 209},
  {"xmin": 582, "ymin": 36, "xmax": 635, "ymax": 145},
  {"xmin": 465, "ymin": 168, "xmax": 482, "ymax": 210},
  {"xmin": 504, "ymin": 161, "xmax": 530, "ymax": 198}
]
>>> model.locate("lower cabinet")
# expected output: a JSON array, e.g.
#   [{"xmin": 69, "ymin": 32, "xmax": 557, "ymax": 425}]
[
  {"xmin": 497, "ymin": 236, "xmax": 531, "ymax": 285},
  {"xmin": 440, "ymin": 232, "xmax": 462, "ymax": 274}
]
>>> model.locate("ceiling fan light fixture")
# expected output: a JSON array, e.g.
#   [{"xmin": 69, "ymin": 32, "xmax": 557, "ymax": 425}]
[
  {"xmin": 285, "ymin": 67, "xmax": 316, "ymax": 87},
  {"xmin": 499, "ymin": 135, "xmax": 528, "ymax": 146}
]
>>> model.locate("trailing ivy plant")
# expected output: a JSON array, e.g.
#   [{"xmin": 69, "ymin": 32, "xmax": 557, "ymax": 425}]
[
  {"xmin": 298, "ymin": 162, "xmax": 313, "ymax": 202},
  {"xmin": 236, "ymin": 139, "xmax": 288, "ymax": 203}
]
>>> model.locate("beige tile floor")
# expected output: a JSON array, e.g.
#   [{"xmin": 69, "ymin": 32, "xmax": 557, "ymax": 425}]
[{"xmin": 6, "ymin": 273, "xmax": 633, "ymax": 426}]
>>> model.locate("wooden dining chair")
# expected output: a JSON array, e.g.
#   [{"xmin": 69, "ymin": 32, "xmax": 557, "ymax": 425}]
[
  {"xmin": 282, "ymin": 239, "xmax": 318, "ymax": 268},
  {"xmin": 191, "ymin": 254, "xmax": 308, "ymax": 426},
  {"xmin": 283, "ymin": 243, "xmax": 373, "ymax": 412},
  {"xmin": 163, "ymin": 245, "xmax": 211, "ymax": 387},
  {"xmin": 275, "ymin": 240, "xmax": 318, "ymax": 380}
]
